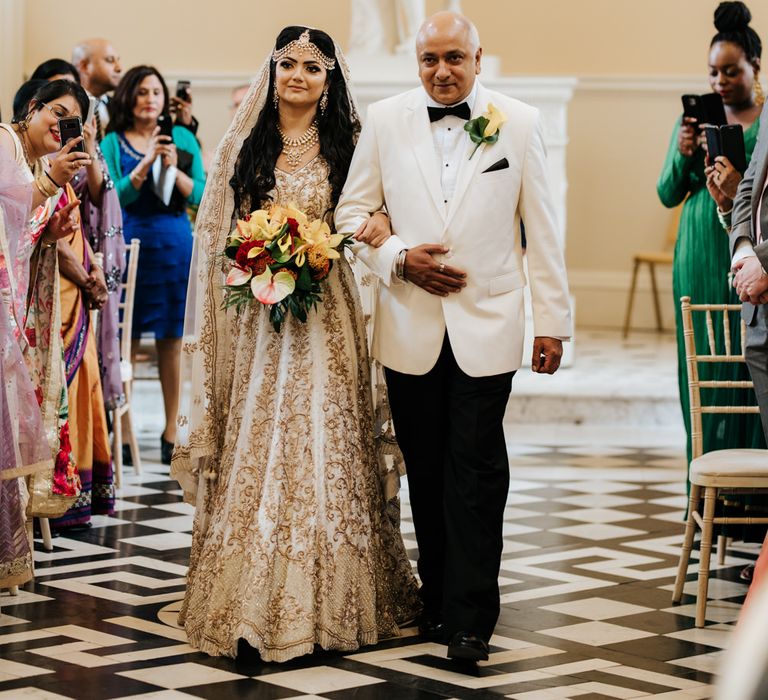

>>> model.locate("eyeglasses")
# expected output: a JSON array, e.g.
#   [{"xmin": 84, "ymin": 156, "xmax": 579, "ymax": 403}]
[{"xmin": 41, "ymin": 102, "xmax": 73, "ymax": 120}]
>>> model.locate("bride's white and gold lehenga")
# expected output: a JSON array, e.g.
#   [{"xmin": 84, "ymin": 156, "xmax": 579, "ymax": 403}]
[{"xmin": 171, "ymin": 47, "xmax": 420, "ymax": 663}]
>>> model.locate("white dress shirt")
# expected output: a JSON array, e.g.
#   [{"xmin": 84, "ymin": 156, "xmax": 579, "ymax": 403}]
[
  {"xmin": 388, "ymin": 83, "xmax": 478, "ymax": 281},
  {"xmin": 426, "ymin": 82, "xmax": 478, "ymax": 212}
]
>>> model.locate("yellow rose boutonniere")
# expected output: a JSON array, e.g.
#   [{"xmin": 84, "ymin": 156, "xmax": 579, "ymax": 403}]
[{"xmin": 464, "ymin": 102, "xmax": 508, "ymax": 160}]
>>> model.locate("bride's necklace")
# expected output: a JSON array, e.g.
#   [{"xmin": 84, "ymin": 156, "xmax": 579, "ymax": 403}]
[{"xmin": 277, "ymin": 122, "xmax": 319, "ymax": 170}]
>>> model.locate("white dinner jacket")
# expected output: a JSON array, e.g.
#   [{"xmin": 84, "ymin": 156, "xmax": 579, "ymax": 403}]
[{"xmin": 335, "ymin": 82, "xmax": 573, "ymax": 377}]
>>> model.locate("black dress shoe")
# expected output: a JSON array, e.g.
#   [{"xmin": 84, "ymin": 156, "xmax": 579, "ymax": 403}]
[
  {"xmin": 161, "ymin": 436, "xmax": 174, "ymax": 465},
  {"xmin": 447, "ymin": 631, "xmax": 489, "ymax": 662},
  {"xmin": 416, "ymin": 613, "xmax": 444, "ymax": 638}
]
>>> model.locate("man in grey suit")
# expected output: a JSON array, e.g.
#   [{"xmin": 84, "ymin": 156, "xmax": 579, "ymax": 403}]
[{"xmin": 730, "ymin": 103, "xmax": 768, "ymax": 440}]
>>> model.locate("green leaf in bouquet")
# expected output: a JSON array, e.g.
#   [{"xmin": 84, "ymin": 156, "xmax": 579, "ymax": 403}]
[
  {"xmin": 296, "ymin": 264, "xmax": 313, "ymax": 291},
  {"xmin": 221, "ymin": 285, "xmax": 252, "ymax": 311},
  {"xmin": 270, "ymin": 303, "xmax": 286, "ymax": 333},
  {"xmin": 224, "ymin": 242, "xmax": 241, "ymax": 260},
  {"xmin": 272, "ymin": 248, "xmax": 292, "ymax": 264}
]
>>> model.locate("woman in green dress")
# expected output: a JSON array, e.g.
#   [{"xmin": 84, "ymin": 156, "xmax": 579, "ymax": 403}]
[{"xmin": 658, "ymin": 2, "xmax": 766, "ymax": 540}]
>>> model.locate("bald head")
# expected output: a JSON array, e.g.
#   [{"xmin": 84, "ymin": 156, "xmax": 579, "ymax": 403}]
[
  {"xmin": 416, "ymin": 12, "xmax": 480, "ymax": 54},
  {"xmin": 416, "ymin": 12, "xmax": 482, "ymax": 105},
  {"xmin": 73, "ymin": 38, "xmax": 122, "ymax": 96}
]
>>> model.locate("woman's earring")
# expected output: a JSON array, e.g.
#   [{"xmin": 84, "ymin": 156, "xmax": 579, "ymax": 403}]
[
  {"xmin": 273, "ymin": 85, "xmax": 279, "ymax": 109},
  {"xmin": 755, "ymin": 76, "xmax": 765, "ymax": 106},
  {"xmin": 319, "ymin": 86, "xmax": 329, "ymax": 115}
]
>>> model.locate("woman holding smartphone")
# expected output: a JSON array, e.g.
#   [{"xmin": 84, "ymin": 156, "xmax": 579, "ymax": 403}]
[
  {"xmin": 1, "ymin": 78, "xmax": 113, "ymax": 527},
  {"xmin": 657, "ymin": 1, "xmax": 766, "ymax": 552},
  {"xmin": 102, "ymin": 66, "xmax": 205, "ymax": 464}
]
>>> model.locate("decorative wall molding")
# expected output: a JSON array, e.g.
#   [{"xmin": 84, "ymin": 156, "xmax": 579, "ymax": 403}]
[{"xmin": 576, "ymin": 74, "xmax": 706, "ymax": 95}]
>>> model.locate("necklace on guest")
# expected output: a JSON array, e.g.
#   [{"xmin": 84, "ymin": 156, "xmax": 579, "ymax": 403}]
[
  {"xmin": 277, "ymin": 122, "xmax": 319, "ymax": 170},
  {"xmin": 16, "ymin": 126, "xmax": 35, "ymax": 173}
]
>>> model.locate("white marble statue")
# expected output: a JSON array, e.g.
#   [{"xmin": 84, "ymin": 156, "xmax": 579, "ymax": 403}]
[{"xmin": 349, "ymin": 0, "xmax": 463, "ymax": 54}]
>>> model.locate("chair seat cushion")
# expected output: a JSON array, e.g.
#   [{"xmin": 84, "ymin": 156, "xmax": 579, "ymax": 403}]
[{"xmin": 690, "ymin": 449, "xmax": 768, "ymax": 484}]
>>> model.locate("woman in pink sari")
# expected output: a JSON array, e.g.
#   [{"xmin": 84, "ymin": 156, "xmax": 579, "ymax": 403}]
[
  {"xmin": 0, "ymin": 79, "xmax": 95, "ymax": 529},
  {"xmin": 0, "ymin": 148, "xmax": 51, "ymax": 590}
]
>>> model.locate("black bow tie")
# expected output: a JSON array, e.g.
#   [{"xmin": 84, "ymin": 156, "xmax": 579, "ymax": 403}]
[{"xmin": 427, "ymin": 102, "xmax": 471, "ymax": 123}]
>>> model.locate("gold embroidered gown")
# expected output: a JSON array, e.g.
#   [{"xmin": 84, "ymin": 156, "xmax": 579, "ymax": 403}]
[{"xmin": 179, "ymin": 156, "xmax": 420, "ymax": 662}]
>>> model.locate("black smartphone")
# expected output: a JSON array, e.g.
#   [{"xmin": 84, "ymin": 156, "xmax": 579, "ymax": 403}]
[
  {"xmin": 58, "ymin": 116, "xmax": 84, "ymax": 152},
  {"xmin": 682, "ymin": 94, "xmax": 700, "ymax": 122},
  {"xmin": 175, "ymin": 80, "xmax": 191, "ymax": 102},
  {"xmin": 681, "ymin": 93, "xmax": 728, "ymax": 127},
  {"xmin": 721, "ymin": 123, "xmax": 747, "ymax": 173},
  {"xmin": 157, "ymin": 114, "xmax": 173, "ymax": 139},
  {"xmin": 704, "ymin": 124, "xmax": 747, "ymax": 174},
  {"xmin": 704, "ymin": 125, "xmax": 722, "ymax": 159},
  {"xmin": 699, "ymin": 92, "xmax": 727, "ymax": 126}
]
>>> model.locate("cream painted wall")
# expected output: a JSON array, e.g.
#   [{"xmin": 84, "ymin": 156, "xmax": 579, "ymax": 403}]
[
  {"xmin": 12, "ymin": 0, "xmax": 765, "ymax": 329},
  {"xmin": 23, "ymin": 1, "xmax": 351, "ymax": 74}
]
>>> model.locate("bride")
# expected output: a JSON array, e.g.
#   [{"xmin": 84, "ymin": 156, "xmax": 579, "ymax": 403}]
[{"xmin": 171, "ymin": 26, "xmax": 420, "ymax": 662}]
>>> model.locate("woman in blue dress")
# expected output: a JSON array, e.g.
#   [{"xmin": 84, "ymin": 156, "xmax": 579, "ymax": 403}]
[{"xmin": 102, "ymin": 65, "xmax": 205, "ymax": 463}]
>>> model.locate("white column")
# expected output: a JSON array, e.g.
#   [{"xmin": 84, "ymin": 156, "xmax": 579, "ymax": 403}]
[{"xmin": 0, "ymin": 0, "xmax": 25, "ymax": 122}]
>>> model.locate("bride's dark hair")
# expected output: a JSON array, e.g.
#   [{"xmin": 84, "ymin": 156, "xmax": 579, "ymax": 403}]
[{"xmin": 230, "ymin": 26, "xmax": 360, "ymax": 215}]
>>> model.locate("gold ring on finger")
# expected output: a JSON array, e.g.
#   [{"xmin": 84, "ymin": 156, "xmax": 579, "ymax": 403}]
[{"xmin": 439, "ymin": 263, "xmax": 445, "ymax": 273}]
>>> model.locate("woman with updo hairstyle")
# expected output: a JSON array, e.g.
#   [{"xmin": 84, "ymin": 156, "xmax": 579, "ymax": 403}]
[
  {"xmin": 171, "ymin": 25, "xmax": 419, "ymax": 662},
  {"xmin": 658, "ymin": 1, "xmax": 767, "ymax": 547}
]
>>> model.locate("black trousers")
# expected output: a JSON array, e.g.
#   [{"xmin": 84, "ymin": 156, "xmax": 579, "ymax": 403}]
[{"xmin": 385, "ymin": 335, "xmax": 514, "ymax": 640}]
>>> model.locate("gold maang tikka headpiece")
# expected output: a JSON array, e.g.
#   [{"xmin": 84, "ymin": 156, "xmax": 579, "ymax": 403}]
[{"xmin": 272, "ymin": 29, "xmax": 336, "ymax": 71}]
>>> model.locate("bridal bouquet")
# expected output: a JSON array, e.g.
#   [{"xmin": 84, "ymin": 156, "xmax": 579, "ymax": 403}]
[{"xmin": 223, "ymin": 204, "xmax": 350, "ymax": 332}]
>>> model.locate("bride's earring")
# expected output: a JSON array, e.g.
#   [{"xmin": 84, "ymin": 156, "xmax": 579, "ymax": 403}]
[
  {"xmin": 755, "ymin": 74, "xmax": 765, "ymax": 106},
  {"xmin": 319, "ymin": 86, "xmax": 329, "ymax": 115},
  {"xmin": 273, "ymin": 85, "xmax": 279, "ymax": 109}
]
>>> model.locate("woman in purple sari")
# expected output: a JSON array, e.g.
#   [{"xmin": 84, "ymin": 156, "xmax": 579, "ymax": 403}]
[{"xmin": 70, "ymin": 112, "xmax": 126, "ymax": 412}]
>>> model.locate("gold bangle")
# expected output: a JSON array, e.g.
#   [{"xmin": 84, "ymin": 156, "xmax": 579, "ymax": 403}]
[{"xmin": 35, "ymin": 176, "xmax": 58, "ymax": 198}]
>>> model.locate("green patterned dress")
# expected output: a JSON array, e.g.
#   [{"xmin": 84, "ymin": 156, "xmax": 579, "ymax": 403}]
[{"xmin": 657, "ymin": 117, "xmax": 766, "ymax": 499}]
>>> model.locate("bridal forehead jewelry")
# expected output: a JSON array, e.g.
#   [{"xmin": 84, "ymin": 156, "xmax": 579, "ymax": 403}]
[{"xmin": 272, "ymin": 29, "xmax": 336, "ymax": 71}]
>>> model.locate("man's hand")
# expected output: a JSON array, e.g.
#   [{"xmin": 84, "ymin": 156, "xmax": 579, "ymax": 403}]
[
  {"xmin": 403, "ymin": 244, "xmax": 466, "ymax": 296},
  {"xmin": 532, "ymin": 337, "xmax": 563, "ymax": 374},
  {"xmin": 734, "ymin": 256, "xmax": 768, "ymax": 303}
]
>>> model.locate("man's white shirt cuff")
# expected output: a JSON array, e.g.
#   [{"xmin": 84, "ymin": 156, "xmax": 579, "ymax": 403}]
[{"xmin": 732, "ymin": 238, "xmax": 758, "ymax": 266}]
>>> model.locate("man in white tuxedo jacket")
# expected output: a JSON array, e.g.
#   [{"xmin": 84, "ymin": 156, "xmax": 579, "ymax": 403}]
[{"xmin": 336, "ymin": 11, "xmax": 572, "ymax": 662}]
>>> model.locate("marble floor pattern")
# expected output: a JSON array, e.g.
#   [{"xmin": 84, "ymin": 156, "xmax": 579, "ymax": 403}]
[{"xmin": 0, "ymin": 417, "xmax": 752, "ymax": 700}]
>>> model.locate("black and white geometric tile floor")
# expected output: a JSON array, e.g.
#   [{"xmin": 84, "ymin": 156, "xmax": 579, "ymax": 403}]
[{"xmin": 0, "ymin": 419, "xmax": 752, "ymax": 699}]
